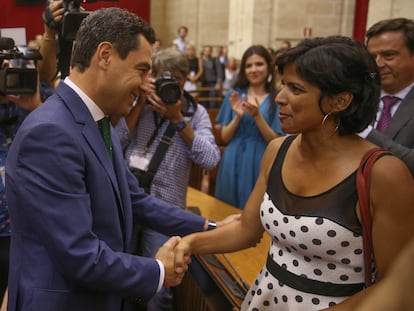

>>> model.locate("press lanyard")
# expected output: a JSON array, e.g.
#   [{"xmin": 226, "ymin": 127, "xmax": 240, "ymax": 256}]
[{"xmin": 144, "ymin": 112, "xmax": 167, "ymax": 152}]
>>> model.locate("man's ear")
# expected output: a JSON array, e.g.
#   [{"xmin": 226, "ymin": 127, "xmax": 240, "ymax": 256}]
[
  {"xmin": 334, "ymin": 91, "xmax": 353, "ymax": 112},
  {"xmin": 96, "ymin": 41, "xmax": 113, "ymax": 68}
]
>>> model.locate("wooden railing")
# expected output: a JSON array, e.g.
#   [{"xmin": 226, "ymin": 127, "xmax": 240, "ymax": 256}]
[{"xmin": 189, "ymin": 86, "xmax": 223, "ymax": 105}]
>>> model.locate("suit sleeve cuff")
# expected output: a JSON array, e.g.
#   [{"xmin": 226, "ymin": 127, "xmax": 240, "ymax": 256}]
[{"xmin": 156, "ymin": 259, "xmax": 165, "ymax": 293}]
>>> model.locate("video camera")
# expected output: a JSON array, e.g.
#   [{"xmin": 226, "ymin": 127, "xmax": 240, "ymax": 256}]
[
  {"xmin": 0, "ymin": 37, "xmax": 42, "ymax": 96},
  {"xmin": 45, "ymin": 1, "xmax": 118, "ymax": 41},
  {"xmin": 43, "ymin": 0, "xmax": 89, "ymax": 41}
]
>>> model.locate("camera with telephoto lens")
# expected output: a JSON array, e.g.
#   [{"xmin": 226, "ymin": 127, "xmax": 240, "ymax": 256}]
[
  {"xmin": 0, "ymin": 37, "xmax": 42, "ymax": 96},
  {"xmin": 154, "ymin": 71, "xmax": 182, "ymax": 105}
]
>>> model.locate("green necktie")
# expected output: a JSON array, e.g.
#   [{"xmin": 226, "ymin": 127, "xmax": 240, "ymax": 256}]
[{"xmin": 98, "ymin": 117, "xmax": 113, "ymax": 160}]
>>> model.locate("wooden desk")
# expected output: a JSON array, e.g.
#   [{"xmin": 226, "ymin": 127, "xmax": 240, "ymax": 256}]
[{"xmin": 174, "ymin": 187, "xmax": 270, "ymax": 310}]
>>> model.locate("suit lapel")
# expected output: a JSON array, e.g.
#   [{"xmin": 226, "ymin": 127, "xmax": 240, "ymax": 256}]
[
  {"xmin": 55, "ymin": 83, "xmax": 127, "ymax": 241},
  {"xmin": 386, "ymin": 86, "xmax": 414, "ymax": 137}
]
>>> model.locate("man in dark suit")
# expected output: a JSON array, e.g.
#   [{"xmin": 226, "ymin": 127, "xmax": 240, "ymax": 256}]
[
  {"xmin": 362, "ymin": 18, "xmax": 414, "ymax": 176},
  {"xmin": 5, "ymin": 8, "xmax": 226, "ymax": 311}
]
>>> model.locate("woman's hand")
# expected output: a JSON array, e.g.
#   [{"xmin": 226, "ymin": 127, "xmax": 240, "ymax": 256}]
[
  {"xmin": 230, "ymin": 91, "xmax": 244, "ymax": 117},
  {"xmin": 243, "ymin": 97, "xmax": 260, "ymax": 118}
]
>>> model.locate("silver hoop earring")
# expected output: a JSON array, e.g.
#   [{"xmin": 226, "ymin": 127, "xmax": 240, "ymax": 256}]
[
  {"xmin": 267, "ymin": 74, "xmax": 272, "ymax": 83},
  {"xmin": 322, "ymin": 113, "xmax": 340, "ymax": 134},
  {"xmin": 321, "ymin": 113, "xmax": 330, "ymax": 127}
]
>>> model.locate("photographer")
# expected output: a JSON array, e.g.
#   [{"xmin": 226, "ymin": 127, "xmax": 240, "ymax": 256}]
[{"xmin": 115, "ymin": 47, "xmax": 221, "ymax": 311}]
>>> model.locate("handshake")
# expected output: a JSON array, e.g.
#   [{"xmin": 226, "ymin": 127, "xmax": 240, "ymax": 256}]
[
  {"xmin": 154, "ymin": 235, "xmax": 191, "ymax": 288},
  {"xmin": 155, "ymin": 213, "xmax": 241, "ymax": 288}
]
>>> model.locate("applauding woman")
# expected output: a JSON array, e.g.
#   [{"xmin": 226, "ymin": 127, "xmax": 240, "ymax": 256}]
[{"xmin": 215, "ymin": 45, "xmax": 284, "ymax": 209}]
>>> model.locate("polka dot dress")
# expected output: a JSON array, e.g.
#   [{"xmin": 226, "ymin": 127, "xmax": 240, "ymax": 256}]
[
  {"xmin": 241, "ymin": 193, "xmax": 364, "ymax": 310},
  {"xmin": 241, "ymin": 136, "xmax": 366, "ymax": 310}
]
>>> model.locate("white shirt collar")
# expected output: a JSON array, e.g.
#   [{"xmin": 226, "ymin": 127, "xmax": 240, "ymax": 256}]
[
  {"xmin": 63, "ymin": 77, "xmax": 105, "ymax": 122},
  {"xmin": 381, "ymin": 82, "xmax": 414, "ymax": 100}
]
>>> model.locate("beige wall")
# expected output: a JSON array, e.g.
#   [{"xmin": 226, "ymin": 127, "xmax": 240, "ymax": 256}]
[{"xmin": 150, "ymin": 0, "xmax": 414, "ymax": 59}]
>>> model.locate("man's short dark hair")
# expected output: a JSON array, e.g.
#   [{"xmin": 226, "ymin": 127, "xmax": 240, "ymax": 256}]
[
  {"xmin": 366, "ymin": 18, "xmax": 414, "ymax": 54},
  {"xmin": 71, "ymin": 7, "xmax": 155, "ymax": 72}
]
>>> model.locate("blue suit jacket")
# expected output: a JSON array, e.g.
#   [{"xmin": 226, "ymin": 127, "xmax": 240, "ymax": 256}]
[{"xmin": 5, "ymin": 82, "xmax": 205, "ymax": 311}]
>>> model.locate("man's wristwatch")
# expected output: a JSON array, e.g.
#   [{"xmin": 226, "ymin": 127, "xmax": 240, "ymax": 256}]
[
  {"xmin": 174, "ymin": 120, "xmax": 187, "ymax": 132},
  {"xmin": 207, "ymin": 219, "xmax": 217, "ymax": 231}
]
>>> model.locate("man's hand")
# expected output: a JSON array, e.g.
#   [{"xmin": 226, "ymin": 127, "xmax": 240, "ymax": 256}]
[
  {"xmin": 155, "ymin": 236, "xmax": 187, "ymax": 288},
  {"xmin": 173, "ymin": 237, "xmax": 192, "ymax": 275}
]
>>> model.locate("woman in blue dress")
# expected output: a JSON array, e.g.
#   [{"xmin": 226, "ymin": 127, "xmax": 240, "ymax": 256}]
[{"xmin": 215, "ymin": 45, "xmax": 284, "ymax": 209}]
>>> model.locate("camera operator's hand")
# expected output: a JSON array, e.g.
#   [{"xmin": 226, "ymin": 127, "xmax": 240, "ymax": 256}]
[
  {"xmin": 39, "ymin": 0, "xmax": 65, "ymax": 83},
  {"xmin": 1, "ymin": 78, "xmax": 42, "ymax": 112},
  {"xmin": 146, "ymin": 88, "xmax": 183, "ymax": 124},
  {"xmin": 43, "ymin": 0, "xmax": 65, "ymax": 32},
  {"xmin": 0, "ymin": 61, "xmax": 42, "ymax": 111}
]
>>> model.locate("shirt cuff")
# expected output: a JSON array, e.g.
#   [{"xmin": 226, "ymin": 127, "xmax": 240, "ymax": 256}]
[
  {"xmin": 358, "ymin": 124, "xmax": 373, "ymax": 139},
  {"xmin": 156, "ymin": 259, "xmax": 165, "ymax": 293}
]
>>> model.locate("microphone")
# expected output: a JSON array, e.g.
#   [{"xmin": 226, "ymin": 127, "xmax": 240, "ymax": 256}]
[{"xmin": 0, "ymin": 37, "xmax": 15, "ymax": 50}]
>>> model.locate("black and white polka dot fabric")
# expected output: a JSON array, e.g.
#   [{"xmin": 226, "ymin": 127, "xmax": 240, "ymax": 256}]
[{"xmin": 241, "ymin": 193, "xmax": 364, "ymax": 310}]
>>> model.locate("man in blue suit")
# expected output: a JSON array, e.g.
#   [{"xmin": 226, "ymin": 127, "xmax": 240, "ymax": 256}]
[{"xmin": 5, "ymin": 8, "xmax": 225, "ymax": 311}]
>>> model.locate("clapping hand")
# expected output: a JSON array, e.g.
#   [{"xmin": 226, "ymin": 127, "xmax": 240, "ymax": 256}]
[
  {"xmin": 229, "ymin": 91, "xmax": 244, "ymax": 118},
  {"xmin": 242, "ymin": 97, "xmax": 260, "ymax": 118}
]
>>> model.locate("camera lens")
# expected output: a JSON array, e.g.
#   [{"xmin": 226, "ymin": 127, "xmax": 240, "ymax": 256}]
[{"xmin": 155, "ymin": 71, "xmax": 181, "ymax": 105}]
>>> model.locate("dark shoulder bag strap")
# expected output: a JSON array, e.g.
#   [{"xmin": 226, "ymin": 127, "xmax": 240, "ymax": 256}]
[{"xmin": 141, "ymin": 123, "xmax": 176, "ymax": 192}]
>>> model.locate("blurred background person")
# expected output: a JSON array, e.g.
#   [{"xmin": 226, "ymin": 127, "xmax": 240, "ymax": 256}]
[
  {"xmin": 184, "ymin": 44, "xmax": 203, "ymax": 99},
  {"xmin": 115, "ymin": 48, "xmax": 220, "ymax": 311},
  {"xmin": 152, "ymin": 38, "xmax": 162, "ymax": 55},
  {"xmin": 172, "ymin": 25, "xmax": 192, "ymax": 54},
  {"xmin": 214, "ymin": 44, "xmax": 284, "ymax": 209},
  {"xmin": 222, "ymin": 56, "xmax": 239, "ymax": 96},
  {"xmin": 280, "ymin": 39, "xmax": 292, "ymax": 49},
  {"xmin": 216, "ymin": 45, "xmax": 228, "ymax": 79},
  {"xmin": 200, "ymin": 45, "xmax": 223, "ymax": 109}
]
